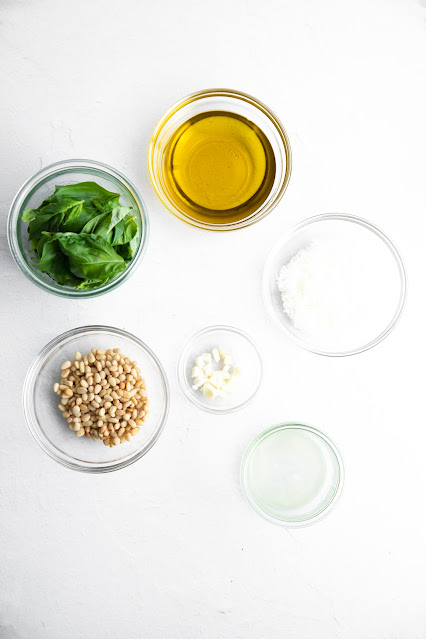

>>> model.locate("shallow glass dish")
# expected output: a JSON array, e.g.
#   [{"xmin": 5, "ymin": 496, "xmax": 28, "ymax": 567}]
[
  {"xmin": 263, "ymin": 214, "xmax": 407, "ymax": 356},
  {"xmin": 23, "ymin": 326, "xmax": 169, "ymax": 473},
  {"xmin": 8, "ymin": 159, "xmax": 149, "ymax": 298},
  {"xmin": 177, "ymin": 325, "xmax": 262, "ymax": 414},
  {"xmin": 241, "ymin": 423, "xmax": 344, "ymax": 527},
  {"xmin": 148, "ymin": 88, "xmax": 292, "ymax": 231}
]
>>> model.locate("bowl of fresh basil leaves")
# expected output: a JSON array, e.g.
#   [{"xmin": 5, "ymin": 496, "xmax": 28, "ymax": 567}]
[{"xmin": 7, "ymin": 159, "xmax": 149, "ymax": 297}]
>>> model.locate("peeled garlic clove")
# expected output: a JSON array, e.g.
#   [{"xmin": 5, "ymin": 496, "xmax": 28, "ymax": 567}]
[
  {"xmin": 191, "ymin": 366, "xmax": 203, "ymax": 378},
  {"xmin": 203, "ymin": 363, "xmax": 214, "ymax": 377},
  {"xmin": 212, "ymin": 348, "xmax": 220, "ymax": 363},
  {"xmin": 193, "ymin": 376, "xmax": 207, "ymax": 388},
  {"xmin": 202, "ymin": 383, "xmax": 217, "ymax": 399},
  {"xmin": 209, "ymin": 372, "xmax": 223, "ymax": 389}
]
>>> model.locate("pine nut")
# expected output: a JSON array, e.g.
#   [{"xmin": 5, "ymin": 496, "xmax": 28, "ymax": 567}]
[{"xmin": 55, "ymin": 348, "xmax": 147, "ymax": 447}]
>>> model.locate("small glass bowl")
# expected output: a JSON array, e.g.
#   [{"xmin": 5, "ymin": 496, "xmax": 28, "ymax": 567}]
[
  {"xmin": 263, "ymin": 214, "xmax": 407, "ymax": 356},
  {"xmin": 177, "ymin": 325, "xmax": 262, "ymax": 414},
  {"xmin": 241, "ymin": 423, "xmax": 344, "ymax": 527},
  {"xmin": 148, "ymin": 88, "xmax": 292, "ymax": 231},
  {"xmin": 23, "ymin": 325, "xmax": 169, "ymax": 473},
  {"xmin": 7, "ymin": 159, "xmax": 149, "ymax": 298}
]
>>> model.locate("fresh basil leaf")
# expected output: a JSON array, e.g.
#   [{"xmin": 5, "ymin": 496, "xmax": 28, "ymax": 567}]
[
  {"xmin": 75, "ymin": 277, "xmax": 114, "ymax": 290},
  {"xmin": 22, "ymin": 181, "xmax": 137, "ymax": 290},
  {"xmin": 112, "ymin": 214, "xmax": 138, "ymax": 245},
  {"xmin": 35, "ymin": 236, "xmax": 80, "ymax": 286},
  {"xmin": 22, "ymin": 208, "xmax": 37, "ymax": 222},
  {"xmin": 25, "ymin": 199, "xmax": 85, "ymax": 242},
  {"xmin": 42, "ymin": 183, "xmax": 121, "ymax": 232},
  {"xmin": 56, "ymin": 233, "xmax": 127, "ymax": 282},
  {"xmin": 91, "ymin": 206, "xmax": 132, "ymax": 242},
  {"xmin": 80, "ymin": 211, "xmax": 111, "ymax": 235}
]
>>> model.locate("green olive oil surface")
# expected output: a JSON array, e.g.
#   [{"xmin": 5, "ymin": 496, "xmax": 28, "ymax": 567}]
[{"xmin": 163, "ymin": 111, "xmax": 276, "ymax": 225}]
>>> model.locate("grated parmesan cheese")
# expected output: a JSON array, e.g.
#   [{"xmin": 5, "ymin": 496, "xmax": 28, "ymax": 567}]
[{"xmin": 276, "ymin": 237, "xmax": 396, "ymax": 346}]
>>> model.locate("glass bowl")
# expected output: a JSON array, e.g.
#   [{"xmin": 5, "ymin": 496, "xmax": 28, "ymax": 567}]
[
  {"xmin": 148, "ymin": 88, "xmax": 292, "ymax": 231},
  {"xmin": 177, "ymin": 325, "xmax": 262, "ymax": 414},
  {"xmin": 23, "ymin": 325, "xmax": 169, "ymax": 473},
  {"xmin": 263, "ymin": 214, "xmax": 407, "ymax": 356},
  {"xmin": 241, "ymin": 423, "xmax": 344, "ymax": 527},
  {"xmin": 7, "ymin": 159, "xmax": 149, "ymax": 298}
]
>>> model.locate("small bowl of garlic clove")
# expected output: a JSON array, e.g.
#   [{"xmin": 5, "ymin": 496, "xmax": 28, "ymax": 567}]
[{"xmin": 177, "ymin": 325, "xmax": 262, "ymax": 414}]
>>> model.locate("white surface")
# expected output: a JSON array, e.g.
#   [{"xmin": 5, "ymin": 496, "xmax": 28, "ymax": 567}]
[{"xmin": 1, "ymin": 1, "xmax": 425, "ymax": 637}]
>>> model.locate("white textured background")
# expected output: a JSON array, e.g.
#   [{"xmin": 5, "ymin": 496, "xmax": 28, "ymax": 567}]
[{"xmin": 1, "ymin": 1, "xmax": 426, "ymax": 637}]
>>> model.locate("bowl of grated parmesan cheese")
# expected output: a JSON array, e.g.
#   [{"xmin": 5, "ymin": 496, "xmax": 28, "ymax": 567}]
[{"xmin": 263, "ymin": 214, "xmax": 406, "ymax": 356}]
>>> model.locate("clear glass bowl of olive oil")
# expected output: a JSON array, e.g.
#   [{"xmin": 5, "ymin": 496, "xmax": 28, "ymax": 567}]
[{"xmin": 148, "ymin": 89, "xmax": 292, "ymax": 231}]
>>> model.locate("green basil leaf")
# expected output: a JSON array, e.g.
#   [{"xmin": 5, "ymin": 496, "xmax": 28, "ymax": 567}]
[
  {"xmin": 80, "ymin": 211, "xmax": 111, "ymax": 235},
  {"xmin": 22, "ymin": 208, "xmax": 37, "ymax": 222},
  {"xmin": 56, "ymin": 233, "xmax": 127, "ymax": 281},
  {"xmin": 112, "ymin": 214, "xmax": 138, "ymax": 245},
  {"xmin": 35, "ymin": 236, "xmax": 80, "ymax": 286}
]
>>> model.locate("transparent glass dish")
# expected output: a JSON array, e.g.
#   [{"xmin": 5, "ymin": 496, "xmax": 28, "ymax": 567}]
[
  {"xmin": 263, "ymin": 214, "xmax": 407, "ymax": 356},
  {"xmin": 8, "ymin": 159, "xmax": 149, "ymax": 298},
  {"xmin": 23, "ymin": 326, "xmax": 169, "ymax": 473},
  {"xmin": 177, "ymin": 325, "xmax": 262, "ymax": 414},
  {"xmin": 148, "ymin": 88, "xmax": 292, "ymax": 231},
  {"xmin": 241, "ymin": 423, "xmax": 344, "ymax": 527}
]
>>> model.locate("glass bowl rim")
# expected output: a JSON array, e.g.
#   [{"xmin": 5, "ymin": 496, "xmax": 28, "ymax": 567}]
[
  {"xmin": 240, "ymin": 421, "xmax": 345, "ymax": 528},
  {"xmin": 177, "ymin": 324, "xmax": 263, "ymax": 414},
  {"xmin": 148, "ymin": 87, "xmax": 292, "ymax": 231},
  {"xmin": 22, "ymin": 324, "xmax": 170, "ymax": 473},
  {"xmin": 263, "ymin": 212, "xmax": 407, "ymax": 357},
  {"xmin": 7, "ymin": 158, "xmax": 150, "ymax": 298}
]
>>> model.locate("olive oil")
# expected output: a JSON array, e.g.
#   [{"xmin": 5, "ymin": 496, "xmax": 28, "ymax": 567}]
[{"xmin": 163, "ymin": 111, "xmax": 276, "ymax": 225}]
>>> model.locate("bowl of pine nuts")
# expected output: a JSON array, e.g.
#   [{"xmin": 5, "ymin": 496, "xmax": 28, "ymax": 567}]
[{"xmin": 23, "ymin": 325, "xmax": 169, "ymax": 472}]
